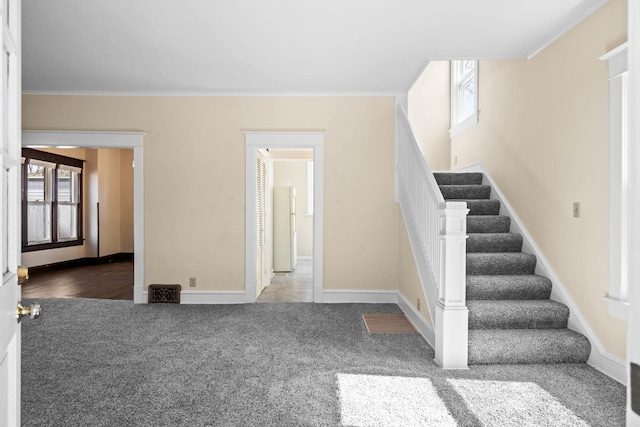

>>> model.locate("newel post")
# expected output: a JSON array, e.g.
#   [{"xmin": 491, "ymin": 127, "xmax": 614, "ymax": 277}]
[{"xmin": 435, "ymin": 201, "xmax": 469, "ymax": 369}]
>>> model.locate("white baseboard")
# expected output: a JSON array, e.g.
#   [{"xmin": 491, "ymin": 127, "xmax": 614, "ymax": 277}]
[
  {"xmin": 397, "ymin": 292, "xmax": 435, "ymax": 349},
  {"xmin": 142, "ymin": 290, "xmax": 246, "ymax": 304},
  {"xmin": 322, "ymin": 289, "xmax": 398, "ymax": 303},
  {"xmin": 588, "ymin": 350, "xmax": 627, "ymax": 385},
  {"xmin": 297, "ymin": 256, "xmax": 313, "ymax": 260}
]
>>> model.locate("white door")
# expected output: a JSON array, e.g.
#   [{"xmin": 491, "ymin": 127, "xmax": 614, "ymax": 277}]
[
  {"xmin": 256, "ymin": 153, "xmax": 269, "ymax": 296},
  {"xmin": 1, "ymin": 0, "xmax": 23, "ymax": 425}
]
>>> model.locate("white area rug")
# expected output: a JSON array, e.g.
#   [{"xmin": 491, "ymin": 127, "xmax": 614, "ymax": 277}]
[
  {"xmin": 448, "ymin": 379, "xmax": 590, "ymax": 427},
  {"xmin": 336, "ymin": 373, "xmax": 457, "ymax": 427}
]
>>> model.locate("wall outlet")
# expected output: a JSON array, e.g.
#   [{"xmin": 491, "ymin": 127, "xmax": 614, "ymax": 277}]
[
  {"xmin": 189, "ymin": 277, "xmax": 196, "ymax": 287},
  {"xmin": 573, "ymin": 202, "xmax": 580, "ymax": 218},
  {"xmin": 416, "ymin": 298, "xmax": 421, "ymax": 311}
]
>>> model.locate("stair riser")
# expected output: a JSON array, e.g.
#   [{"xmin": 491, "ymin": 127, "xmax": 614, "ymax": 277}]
[
  {"xmin": 467, "ymin": 254, "xmax": 537, "ymax": 275},
  {"xmin": 468, "ymin": 330, "xmax": 591, "ymax": 364},
  {"xmin": 468, "ymin": 305, "xmax": 569, "ymax": 330},
  {"xmin": 440, "ymin": 185, "xmax": 491, "ymax": 200},
  {"xmin": 467, "ymin": 216, "xmax": 511, "ymax": 233},
  {"xmin": 467, "ymin": 234, "xmax": 523, "ymax": 253},
  {"xmin": 466, "ymin": 276, "xmax": 552, "ymax": 300},
  {"xmin": 465, "ymin": 200, "xmax": 501, "ymax": 215}
]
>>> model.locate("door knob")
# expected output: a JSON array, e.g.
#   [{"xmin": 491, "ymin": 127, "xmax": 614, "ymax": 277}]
[
  {"xmin": 17, "ymin": 265, "xmax": 29, "ymax": 285},
  {"xmin": 17, "ymin": 302, "xmax": 41, "ymax": 322}
]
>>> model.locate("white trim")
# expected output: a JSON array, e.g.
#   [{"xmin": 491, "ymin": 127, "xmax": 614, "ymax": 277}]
[
  {"xmin": 589, "ymin": 350, "xmax": 628, "ymax": 386},
  {"xmin": 21, "ymin": 130, "xmax": 146, "ymax": 304},
  {"xmin": 245, "ymin": 132, "xmax": 324, "ymax": 303},
  {"xmin": 322, "ymin": 290, "xmax": 397, "ymax": 304},
  {"xmin": 297, "ymin": 256, "xmax": 313, "ymax": 261},
  {"xmin": 449, "ymin": 113, "xmax": 479, "ymax": 138},
  {"xmin": 143, "ymin": 290, "xmax": 246, "ymax": 304},
  {"xmin": 23, "ymin": 130, "xmax": 144, "ymax": 148},
  {"xmin": 428, "ymin": 55, "xmax": 526, "ymax": 61},
  {"xmin": 600, "ymin": 43, "xmax": 630, "ymax": 321},
  {"xmin": 603, "ymin": 297, "xmax": 630, "ymax": 320},
  {"xmin": 456, "ymin": 162, "xmax": 626, "ymax": 384},
  {"xmin": 396, "ymin": 292, "xmax": 435, "ymax": 349},
  {"xmin": 306, "ymin": 160, "xmax": 314, "ymax": 215},
  {"xmin": 526, "ymin": 0, "xmax": 608, "ymax": 59},
  {"xmin": 599, "ymin": 42, "xmax": 630, "ymax": 62},
  {"xmin": 23, "ymin": 91, "xmax": 404, "ymax": 98},
  {"xmin": 629, "ymin": 1, "xmax": 640, "ymax": 422}
]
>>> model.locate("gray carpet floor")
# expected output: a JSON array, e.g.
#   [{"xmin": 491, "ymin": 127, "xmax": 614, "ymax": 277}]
[{"xmin": 21, "ymin": 299, "xmax": 625, "ymax": 426}]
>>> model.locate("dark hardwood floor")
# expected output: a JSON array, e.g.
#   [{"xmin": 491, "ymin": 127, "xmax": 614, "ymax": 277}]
[{"xmin": 21, "ymin": 261, "xmax": 134, "ymax": 300}]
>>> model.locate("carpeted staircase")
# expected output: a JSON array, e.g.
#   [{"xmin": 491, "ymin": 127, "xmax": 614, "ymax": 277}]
[{"xmin": 434, "ymin": 172, "xmax": 591, "ymax": 364}]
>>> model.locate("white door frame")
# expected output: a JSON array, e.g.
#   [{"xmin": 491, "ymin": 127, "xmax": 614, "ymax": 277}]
[
  {"xmin": 21, "ymin": 130, "xmax": 146, "ymax": 303},
  {"xmin": 244, "ymin": 132, "xmax": 324, "ymax": 303},
  {"xmin": 627, "ymin": 0, "xmax": 640, "ymax": 423}
]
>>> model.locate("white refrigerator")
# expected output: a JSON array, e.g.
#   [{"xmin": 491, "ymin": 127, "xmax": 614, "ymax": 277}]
[{"xmin": 273, "ymin": 186, "xmax": 297, "ymax": 272}]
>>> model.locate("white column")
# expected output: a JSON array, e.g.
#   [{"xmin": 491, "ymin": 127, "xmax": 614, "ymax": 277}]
[
  {"xmin": 628, "ymin": 1, "xmax": 640, "ymax": 425},
  {"xmin": 435, "ymin": 201, "xmax": 469, "ymax": 369}
]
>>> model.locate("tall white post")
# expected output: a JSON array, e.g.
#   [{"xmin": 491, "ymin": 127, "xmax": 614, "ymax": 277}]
[
  {"xmin": 627, "ymin": 1, "xmax": 640, "ymax": 425},
  {"xmin": 435, "ymin": 201, "xmax": 469, "ymax": 369}
]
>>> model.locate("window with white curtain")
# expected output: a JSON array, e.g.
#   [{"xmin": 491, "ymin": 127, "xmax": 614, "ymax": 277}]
[{"xmin": 22, "ymin": 149, "xmax": 83, "ymax": 251}]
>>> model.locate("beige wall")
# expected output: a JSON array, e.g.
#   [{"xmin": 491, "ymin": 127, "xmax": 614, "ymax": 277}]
[
  {"xmin": 273, "ymin": 160, "xmax": 313, "ymax": 257},
  {"xmin": 22, "ymin": 96, "xmax": 399, "ymax": 291},
  {"xmin": 97, "ymin": 149, "xmax": 121, "ymax": 256},
  {"xmin": 449, "ymin": 0, "xmax": 627, "ymax": 358},
  {"xmin": 408, "ymin": 61, "xmax": 452, "ymax": 171}
]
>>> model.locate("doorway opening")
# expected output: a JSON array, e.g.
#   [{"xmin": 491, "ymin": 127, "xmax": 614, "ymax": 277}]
[
  {"xmin": 21, "ymin": 131, "xmax": 145, "ymax": 303},
  {"xmin": 244, "ymin": 132, "xmax": 324, "ymax": 303},
  {"xmin": 20, "ymin": 147, "xmax": 135, "ymax": 300},
  {"xmin": 256, "ymin": 149, "xmax": 313, "ymax": 302}
]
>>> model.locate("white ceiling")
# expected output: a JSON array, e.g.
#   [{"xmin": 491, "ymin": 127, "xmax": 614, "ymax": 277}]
[{"xmin": 22, "ymin": 0, "xmax": 607, "ymax": 94}]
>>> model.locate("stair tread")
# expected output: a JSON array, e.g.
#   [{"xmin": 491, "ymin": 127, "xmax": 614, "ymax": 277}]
[
  {"xmin": 434, "ymin": 172, "xmax": 483, "ymax": 186},
  {"xmin": 467, "ymin": 252, "xmax": 537, "ymax": 275},
  {"xmin": 469, "ymin": 329, "xmax": 591, "ymax": 364},
  {"xmin": 468, "ymin": 300, "xmax": 569, "ymax": 329},
  {"xmin": 467, "ymin": 275, "xmax": 552, "ymax": 300},
  {"xmin": 467, "ymin": 233, "xmax": 523, "ymax": 253}
]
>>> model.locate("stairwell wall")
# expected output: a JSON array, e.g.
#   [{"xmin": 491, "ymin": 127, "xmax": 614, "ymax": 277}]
[
  {"xmin": 408, "ymin": 60, "xmax": 452, "ymax": 172},
  {"xmin": 451, "ymin": 0, "xmax": 628, "ymax": 359}
]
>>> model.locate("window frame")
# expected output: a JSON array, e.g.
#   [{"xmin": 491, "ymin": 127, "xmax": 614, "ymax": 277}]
[
  {"xmin": 450, "ymin": 60, "xmax": 479, "ymax": 137},
  {"xmin": 21, "ymin": 148, "xmax": 84, "ymax": 252}
]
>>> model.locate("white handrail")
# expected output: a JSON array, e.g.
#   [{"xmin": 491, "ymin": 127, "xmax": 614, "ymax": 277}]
[{"xmin": 396, "ymin": 105, "xmax": 469, "ymax": 369}]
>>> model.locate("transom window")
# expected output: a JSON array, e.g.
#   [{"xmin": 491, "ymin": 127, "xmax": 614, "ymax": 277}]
[
  {"xmin": 450, "ymin": 60, "xmax": 479, "ymax": 137},
  {"xmin": 21, "ymin": 148, "xmax": 84, "ymax": 252}
]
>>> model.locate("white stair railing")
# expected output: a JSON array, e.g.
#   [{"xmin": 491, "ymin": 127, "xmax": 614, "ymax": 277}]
[{"xmin": 396, "ymin": 105, "xmax": 469, "ymax": 369}]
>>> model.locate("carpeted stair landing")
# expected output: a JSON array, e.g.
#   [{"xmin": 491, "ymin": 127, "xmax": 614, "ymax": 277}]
[{"xmin": 434, "ymin": 172, "xmax": 591, "ymax": 365}]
